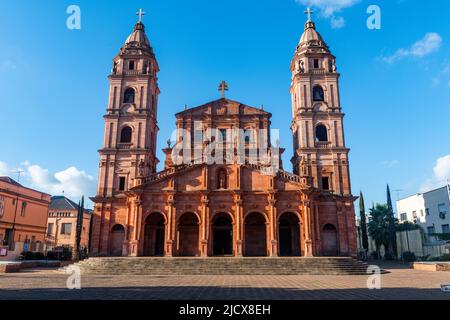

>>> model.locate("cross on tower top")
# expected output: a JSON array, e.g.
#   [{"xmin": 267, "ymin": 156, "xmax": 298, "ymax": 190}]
[
  {"xmin": 218, "ymin": 80, "xmax": 229, "ymax": 98},
  {"xmin": 304, "ymin": 7, "xmax": 314, "ymax": 22},
  {"xmin": 136, "ymin": 8, "xmax": 146, "ymax": 23}
]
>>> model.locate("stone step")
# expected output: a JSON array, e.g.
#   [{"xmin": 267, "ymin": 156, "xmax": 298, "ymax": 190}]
[{"xmin": 61, "ymin": 257, "xmax": 374, "ymax": 276}]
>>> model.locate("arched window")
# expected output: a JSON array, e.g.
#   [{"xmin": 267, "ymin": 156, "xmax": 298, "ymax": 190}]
[
  {"xmin": 111, "ymin": 224, "xmax": 125, "ymax": 232},
  {"xmin": 315, "ymin": 124, "xmax": 328, "ymax": 142},
  {"xmin": 323, "ymin": 224, "xmax": 336, "ymax": 231},
  {"xmin": 120, "ymin": 126, "xmax": 132, "ymax": 143},
  {"xmin": 123, "ymin": 88, "xmax": 135, "ymax": 104},
  {"xmin": 313, "ymin": 86, "xmax": 324, "ymax": 102}
]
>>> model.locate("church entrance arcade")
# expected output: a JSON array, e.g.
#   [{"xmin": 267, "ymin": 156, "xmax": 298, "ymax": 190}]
[
  {"xmin": 109, "ymin": 224, "xmax": 125, "ymax": 256},
  {"xmin": 322, "ymin": 224, "xmax": 339, "ymax": 256},
  {"xmin": 143, "ymin": 213, "xmax": 165, "ymax": 256},
  {"xmin": 177, "ymin": 212, "xmax": 200, "ymax": 256},
  {"xmin": 244, "ymin": 212, "xmax": 268, "ymax": 257},
  {"xmin": 212, "ymin": 213, "xmax": 233, "ymax": 256},
  {"xmin": 278, "ymin": 212, "xmax": 301, "ymax": 256}
]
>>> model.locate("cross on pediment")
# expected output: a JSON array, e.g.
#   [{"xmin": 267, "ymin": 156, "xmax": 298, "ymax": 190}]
[{"xmin": 218, "ymin": 80, "xmax": 229, "ymax": 98}]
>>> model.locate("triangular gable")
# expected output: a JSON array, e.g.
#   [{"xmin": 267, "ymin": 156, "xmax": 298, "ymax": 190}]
[{"xmin": 175, "ymin": 98, "xmax": 271, "ymax": 117}]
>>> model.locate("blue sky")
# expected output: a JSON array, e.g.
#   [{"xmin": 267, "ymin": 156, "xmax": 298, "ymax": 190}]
[{"xmin": 0, "ymin": 0, "xmax": 449, "ymax": 212}]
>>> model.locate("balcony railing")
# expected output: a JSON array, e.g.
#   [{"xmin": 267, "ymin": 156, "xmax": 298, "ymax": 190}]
[
  {"xmin": 117, "ymin": 143, "xmax": 132, "ymax": 150},
  {"xmin": 111, "ymin": 70, "xmax": 152, "ymax": 76},
  {"xmin": 315, "ymin": 141, "xmax": 331, "ymax": 149},
  {"xmin": 310, "ymin": 68, "xmax": 326, "ymax": 75}
]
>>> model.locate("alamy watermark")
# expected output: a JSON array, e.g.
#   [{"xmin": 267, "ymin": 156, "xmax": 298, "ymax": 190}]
[
  {"xmin": 169, "ymin": 124, "xmax": 282, "ymax": 175},
  {"xmin": 367, "ymin": 5, "xmax": 381, "ymax": 30},
  {"xmin": 66, "ymin": 5, "xmax": 81, "ymax": 30},
  {"xmin": 66, "ymin": 265, "xmax": 81, "ymax": 290},
  {"xmin": 366, "ymin": 265, "xmax": 381, "ymax": 290}
]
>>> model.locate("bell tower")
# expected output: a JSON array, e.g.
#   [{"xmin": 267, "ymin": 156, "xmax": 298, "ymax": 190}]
[
  {"xmin": 96, "ymin": 11, "xmax": 160, "ymax": 198},
  {"xmin": 290, "ymin": 10, "xmax": 351, "ymax": 196}
]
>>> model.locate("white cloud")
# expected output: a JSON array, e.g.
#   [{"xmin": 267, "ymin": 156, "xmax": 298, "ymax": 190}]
[
  {"xmin": 382, "ymin": 33, "xmax": 442, "ymax": 64},
  {"xmin": 433, "ymin": 62, "xmax": 450, "ymax": 88},
  {"xmin": 26, "ymin": 164, "xmax": 96, "ymax": 199},
  {"xmin": 0, "ymin": 161, "xmax": 24, "ymax": 178},
  {"xmin": 381, "ymin": 160, "xmax": 399, "ymax": 168},
  {"xmin": 296, "ymin": 0, "xmax": 360, "ymax": 29},
  {"xmin": 0, "ymin": 161, "xmax": 12, "ymax": 176},
  {"xmin": 0, "ymin": 160, "xmax": 96, "ymax": 202},
  {"xmin": 330, "ymin": 16, "xmax": 345, "ymax": 29},
  {"xmin": 433, "ymin": 155, "xmax": 450, "ymax": 182},
  {"xmin": 0, "ymin": 60, "xmax": 17, "ymax": 71},
  {"xmin": 420, "ymin": 155, "xmax": 450, "ymax": 192},
  {"xmin": 27, "ymin": 165, "xmax": 59, "ymax": 188}
]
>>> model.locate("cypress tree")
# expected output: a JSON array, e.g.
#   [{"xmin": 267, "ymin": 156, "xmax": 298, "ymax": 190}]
[
  {"xmin": 359, "ymin": 191, "xmax": 369, "ymax": 251},
  {"xmin": 75, "ymin": 196, "xmax": 84, "ymax": 260},
  {"xmin": 386, "ymin": 185, "xmax": 397, "ymax": 258}
]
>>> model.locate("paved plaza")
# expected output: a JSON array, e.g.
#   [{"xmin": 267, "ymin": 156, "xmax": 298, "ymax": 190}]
[{"xmin": 0, "ymin": 262, "xmax": 449, "ymax": 300}]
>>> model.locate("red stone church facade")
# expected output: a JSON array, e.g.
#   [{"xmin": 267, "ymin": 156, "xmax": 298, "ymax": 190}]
[{"xmin": 90, "ymin": 14, "xmax": 357, "ymax": 258}]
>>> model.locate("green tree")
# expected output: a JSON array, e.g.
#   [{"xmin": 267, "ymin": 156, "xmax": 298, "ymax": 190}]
[
  {"xmin": 359, "ymin": 191, "xmax": 369, "ymax": 251},
  {"xmin": 368, "ymin": 203, "xmax": 391, "ymax": 259},
  {"xmin": 386, "ymin": 185, "xmax": 398, "ymax": 258}
]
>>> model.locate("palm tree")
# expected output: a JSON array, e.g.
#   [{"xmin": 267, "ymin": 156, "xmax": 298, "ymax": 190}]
[{"xmin": 368, "ymin": 204, "xmax": 391, "ymax": 259}]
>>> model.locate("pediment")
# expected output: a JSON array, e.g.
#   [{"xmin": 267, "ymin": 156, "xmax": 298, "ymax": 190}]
[{"xmin": 176, "ymin": 98, "xmax": 271, "ymax": 118}]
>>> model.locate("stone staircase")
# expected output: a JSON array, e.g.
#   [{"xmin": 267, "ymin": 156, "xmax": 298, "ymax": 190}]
[{"xmin": 62, "ymin": 257, "xmax": 375, "ymax": 276}]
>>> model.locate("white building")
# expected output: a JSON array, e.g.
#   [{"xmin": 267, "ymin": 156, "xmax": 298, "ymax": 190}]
[{"xmin": 396, "ymin": 184, "xmax": 450, "ymax": 236}]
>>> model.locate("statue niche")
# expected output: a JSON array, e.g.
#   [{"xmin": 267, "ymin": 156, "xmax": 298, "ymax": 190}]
[{"xmin": 217, "ymin": 168, "xmax": 228, "ymax": 189}]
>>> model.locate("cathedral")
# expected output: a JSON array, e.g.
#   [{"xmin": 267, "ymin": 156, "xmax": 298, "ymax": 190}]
[{"xmin": 90, "ymin": 10, "xmax": 357, "ymax": 258}]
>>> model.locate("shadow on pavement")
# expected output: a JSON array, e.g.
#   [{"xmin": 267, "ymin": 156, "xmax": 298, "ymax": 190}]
[{"xmin": 0, "ymin": 286, "xmax": 448, "ymax": 300}]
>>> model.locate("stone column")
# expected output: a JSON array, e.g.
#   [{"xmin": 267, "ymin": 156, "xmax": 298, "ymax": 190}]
[
  {"xmin": 346, "ymin": 202, "xmax": 358, "ymax": 257},
  {"xmin": 336, "ymin": 202, "xmax": 345, "ymax": 256},
  {"xmin": 234, "ymin": 194, "xmax": 243, "ymax": 257},
  {"xmin": 165, "ymin": 197, "xmax": 175, "ymax": 257},
  {"xmin": 309, "ymin": 201, "xmax": 316, "ymax": 256},
  {"xmin": 201, "ymin": 195, "xmax": 209, "ymax": 257},
  {"xmin": 268, "ymin": 195, "xmax": 278, "ymax": 257},
  {"xmin": 100, "ymin": 204, "xmax": 112, "ymax": 256},
  {"xmin": 342, "ymin": 202, "xmax": 350, "ymax": 256},
  {"xmin": 304, "ymin": 200, "xmax": 313, "ymax": 257},
  {"xmin": 128, "ymin": 199, "xmax": 141, "ymax": 257},
  {"xmin": 314, "ymin": 203, "xmax": 321, "ymax": 255}
]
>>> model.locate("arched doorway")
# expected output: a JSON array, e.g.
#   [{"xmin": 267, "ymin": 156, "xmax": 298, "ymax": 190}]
[
  {"xmin": 244, "ymin": 212, "xmax": 267, "ymax": 256},
  {"xmin": 278, "ymin": 213, "xmax": 301, "ymax": 256},
  {"xmin": 322, "ymin": 224, "xmax": 338, "ymax": 256},
  {"xmin": 110, "ymin": 224, "xmax": 125, "ymax": 256},
  {"xmin": 212, "ymin": 214, "xmax": 233, "ymax": 256},
  {"xmin": 143, "ymin": 213, "xmax": 165, "ymax": 256},
  {"xmin": 178, "ymin": 212, "xmax": 200, "ymax": 256}
]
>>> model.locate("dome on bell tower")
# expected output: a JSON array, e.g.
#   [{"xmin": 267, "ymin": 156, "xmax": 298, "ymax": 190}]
[
  {"xmin": 300, "ymin": 21, "xmax": 322, "ymax": 44},
  {"xmin": 298, "ymin": 20, "xmax": 329, "ymax": 52},
  {"xmin": 118, "ymin": 9, "xmax": 155, "ymax": 57},
  {"xmin": 125, "ymin": 22, "xmax": 151, "ymax": 48}
]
